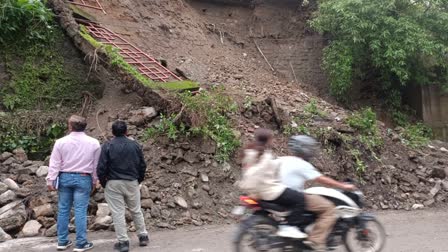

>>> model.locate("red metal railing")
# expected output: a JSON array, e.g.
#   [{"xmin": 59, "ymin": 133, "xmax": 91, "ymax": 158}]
[
  {"xmin": 69, "ymin": 0, "xmax": 106, "ymax": 14},
  {"xmin": 83, "ymin": 22, "xmax": 182, "ymax": 82}
]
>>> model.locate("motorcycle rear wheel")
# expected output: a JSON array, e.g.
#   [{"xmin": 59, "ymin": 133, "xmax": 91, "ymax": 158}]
[
  {"xmin": 343, "ymin": 219, "xmax": 386, "ymax": 252},
  {"xmin": 234, "ymin": 216, "xmax": 283, "ymax": 252}
]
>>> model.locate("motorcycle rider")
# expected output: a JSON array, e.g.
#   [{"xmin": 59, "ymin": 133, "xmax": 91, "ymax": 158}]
[
  {"xmin": 279, "ymin": 135, "xmax": 356, "ymax": 251},
  {"xmin": 239, "ymin": 128, "xmax": 308, "ymax": 239}
]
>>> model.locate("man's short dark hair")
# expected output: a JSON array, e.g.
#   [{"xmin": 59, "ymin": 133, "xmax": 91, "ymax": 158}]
[
  {"xmin": 69, "ymin": 115, "xmax": 87, "ymax": 132},
  {"xmin": 112, "ymin": 120, "xmax": 127, "ymax": 137}
]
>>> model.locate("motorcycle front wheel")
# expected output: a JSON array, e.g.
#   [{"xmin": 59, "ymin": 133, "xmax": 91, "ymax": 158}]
[
  {"xmin": 234, "ymin": 216, "xmax": 283, "ymax": 252},
  {"xmin": 343, "ymin": 219, "xmax": 386, "ymax": 252}
]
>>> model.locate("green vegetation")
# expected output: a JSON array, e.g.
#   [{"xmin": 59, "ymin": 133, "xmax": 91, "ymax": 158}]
[
  {"xmin": 79, "ymin": 25, "xmax": 102, "ymax": 48},
  {"xmin": 283, "ymin": 121, "xmax": 311, "ymax": 136},
  {"xmin": 144, "ymin": 114, "xmax": 185, "ymax": 141},
  {"xmin": 400, "ymin": 123, "xmax": 432, "ymax": 148},
  {"xmin": 350, "ymin": 149, "xmax": 367, "ymax": 175},
  {"xmin": 304, "ymin": 99, "xmax": 327, "ymax": 118},
  {"xmin": 311, "ymin": 0, "xmax": 448, "ymax": 102},
  {"xmin": 347, "ymin": 107, "xmax": 383, "ymax": 150},
  {"xmin": 1, "ymin": 37, "xmax": 93, "ymax": 110},
  {"xmin": 145, "ymin": 89, "xmax": 240, "ymax": 162},
  {"xmin": 283, "ymin": 99, "xmax": 327, "ymax": 136},
  {"xmin": 0, "ymin": 1, "xmax": 94, "ymax": 156},
  {"xmin": 0, "ymin": 0, "xmax": 54, "ymax": 47},
  {"xmin": 1, "ymin": 3, "xmax": 97, "ymax": 111},
  {"xmin": 0, "ymin": 113, "xmax": 66, "ymax": 159}
]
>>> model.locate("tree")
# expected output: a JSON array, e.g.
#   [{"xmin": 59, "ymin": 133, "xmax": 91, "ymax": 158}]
[
  {"xmin": 0, "ymin": 0, "xmax": 54, "ymax": 47},
  {"xmin": 310, "ymin": 0, "xmax": 448, "ymax": 102}
]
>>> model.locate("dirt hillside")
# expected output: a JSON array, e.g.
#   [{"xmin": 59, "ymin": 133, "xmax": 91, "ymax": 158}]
[{"xmin": 1, "ymin": 0, "xmax": 448, "ymax": 240}]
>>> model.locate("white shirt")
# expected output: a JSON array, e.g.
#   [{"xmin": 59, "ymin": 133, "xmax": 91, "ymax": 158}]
[{"xmin": 278, "ymin": 156, "xmax": 322, "ymax": 192}]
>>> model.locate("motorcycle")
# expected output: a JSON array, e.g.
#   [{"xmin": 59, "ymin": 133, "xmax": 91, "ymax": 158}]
[{"xmin": 232, "ymin": 186, "xmax": 386, "ymax": 252}]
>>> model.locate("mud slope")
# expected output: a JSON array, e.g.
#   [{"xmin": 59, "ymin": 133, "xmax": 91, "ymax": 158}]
[
  {"xmin": 63, "ymin": 0, "xmax": 448, "ymax": 211},
  {"xmin": 80, "ymin": 0, "xmax": 329, "ymax": 102}
]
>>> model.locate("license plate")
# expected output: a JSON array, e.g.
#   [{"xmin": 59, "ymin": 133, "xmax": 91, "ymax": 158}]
[{"xmin": 232, "ymin": 206, "xmax": 246, "ymax": 216}]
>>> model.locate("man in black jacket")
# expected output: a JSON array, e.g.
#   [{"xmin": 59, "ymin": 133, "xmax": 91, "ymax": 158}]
[{"xmin": 97, "ymin": 120, "xmax": 149, "ymax": 252}]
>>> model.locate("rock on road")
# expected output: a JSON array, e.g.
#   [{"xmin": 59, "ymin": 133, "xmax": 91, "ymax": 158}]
[{"xmin": 1, "ymin": 208, "xmax": 447, "ymax": 252}]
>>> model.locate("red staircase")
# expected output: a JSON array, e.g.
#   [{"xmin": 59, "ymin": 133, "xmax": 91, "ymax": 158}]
[
  {"xmin": 83, "ymin": 22, "xmax": 182, "ymax": 83},
  {"xmin": 69, "ymin": 0, "xmax": 106, "ymax": 14}
]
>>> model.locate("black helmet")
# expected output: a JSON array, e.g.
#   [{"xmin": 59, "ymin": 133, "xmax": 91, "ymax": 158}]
[{"xmin": 287, "ymin": 135, "xmax": 319, "ymax": 160}]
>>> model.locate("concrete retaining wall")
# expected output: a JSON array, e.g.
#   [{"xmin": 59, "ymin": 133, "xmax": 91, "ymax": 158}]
[{"xmin": 421, "ymin": 86, "xmax": 448, "ymax": 141}]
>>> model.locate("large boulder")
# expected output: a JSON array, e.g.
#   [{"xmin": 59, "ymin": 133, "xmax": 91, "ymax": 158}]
[
  {"xmin": 16, "ymin": 187, "xmax": 32, "ymax": 198},
  {"xmin": 12, "ymin": 148, "xmax": 27, "ymax": 163},
  {"xmin": 0, "ymin": 183, "xmax": 8, "ymax": 195},
  {"xmin": 0, "ymin": 226, "xmax": 12, "ymax": 242},
  {"xmin": 37, "ymin": 216, "xmax": 56, "ymax": 228},
  {"xmin": 36, "ymin": 166, "xmax": 49, "ymax": 177},
  {"xmin": 91, "ymin": 203, "xmax": 112, "ymax": 231},
  {"xmin": 0, "ymin": 152, "xmax": 13, "ymax": 162},
  {"xmin": 33, "ymin": 203, "xmax": 54, "ymax": 218},
  {"xmin": 17, "ymin": 166, "xmax": 34, "ymax": 175},
  {"xmin": 22, "ymin": 220, "xmax": 42, "ymax": 237},
  {"xmin": 25, "ymin": 161, "xmax": 44, "ymax": 175},
  {"xmin": 3, "ymin": 178, "xmax": 19, "ymax": 191},
  {"xmin": 29, "ymin": 195, "xmax": 51, "ymax": 209},
  {"xmin": 96, "ymin": 203, "xmax": 110, "ymax": 217},
  {"xmin": 0, "ymin": 190, "xmax": 16, "ymax": 206},
  {"xmin": 2, "ymin": 157, "xmax": 16, "ymax": 166},
  {"xmin": 128, "ymin": 107, "xmax": 157, "ymax": 126},
  {"xmin": 90, "ymin": 216, "xmax": 113, "ymax": 231},
  {"xmin": 141, "ymin": 199, "xmax": 154, "ymax": 209},
  {"xmin": 140, "ymin": 185, "xmax": 151, "ymax": 199},
  {"xmin": 0, "ymin": 201, "xmax": 27, "ymax": 232},
  {"xmin": 174, "ymin": 196, "xmax": 188, "ymax": 209},
  {"xmin": 44, "ymin": 224, "xmax": 57, "ymax": 237}
]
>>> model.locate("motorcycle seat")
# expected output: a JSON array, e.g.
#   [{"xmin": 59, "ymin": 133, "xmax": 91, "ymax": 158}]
[{"xmin": 259, "ymin": 201, "xmax": 290, "ymax": 212}]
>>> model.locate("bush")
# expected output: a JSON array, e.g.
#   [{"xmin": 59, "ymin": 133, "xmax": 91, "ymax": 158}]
[
  {"xmin": 0, "ymin": 117, "xmax": 66, "ymax": 159},
  {"xmin": 400, "ymin": 123, "xmax": 432, "ymax": 148},
  {"xmin": 348, "ymin": 107, "xmax": 383, "ymax": 149},
  {"xmin": 144, "ymin": 89, "xmax": 240, "ymax": 162},
  {"xmin": 348, "ymin": 107, "xmax": 377, "ymax": 134},
  {"xmin": 304, "ymin": 99, "xmax": 327, "ymax": 118},
  {"xmin": 0, "ymin": 0, "xmax": 54, "ymax": 47},
  {"xmin": 311, "ymin": 0, "xmax": 448, "ymax": 101},
  {"xmin": 350, "ymin": 149, "xmax": 367, "ymax": 175}
]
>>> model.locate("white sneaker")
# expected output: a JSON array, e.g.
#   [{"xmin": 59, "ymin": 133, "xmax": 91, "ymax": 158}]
[{"xmin": 276, "ymin": 225, "xmax": 308, "ymax": 239}]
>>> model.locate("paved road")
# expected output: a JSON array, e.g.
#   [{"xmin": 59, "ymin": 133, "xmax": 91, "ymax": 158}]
[{"xmin": 1, "ymin": 208, "xmax": 448, "ymax": 252}]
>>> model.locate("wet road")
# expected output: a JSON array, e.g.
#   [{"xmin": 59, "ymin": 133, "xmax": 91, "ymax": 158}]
[{"xmin": 1, "ymin": 208, "xmax": 448, "ymax": 252}]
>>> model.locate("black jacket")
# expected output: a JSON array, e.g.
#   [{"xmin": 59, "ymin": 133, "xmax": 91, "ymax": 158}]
[{"xmin": 97, "ymin": 136, "xmax": 147, "ymax": 187}]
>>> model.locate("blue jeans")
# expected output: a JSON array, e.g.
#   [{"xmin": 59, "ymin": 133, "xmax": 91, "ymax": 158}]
[{"xmin": 57, "ymin": 173, "xmax": 92, "ymax": 247}]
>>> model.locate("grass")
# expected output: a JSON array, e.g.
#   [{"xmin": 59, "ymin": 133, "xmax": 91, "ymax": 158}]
[{"xmin": 144, "ymin": 89, "xmax": 240, "ymax": 162}]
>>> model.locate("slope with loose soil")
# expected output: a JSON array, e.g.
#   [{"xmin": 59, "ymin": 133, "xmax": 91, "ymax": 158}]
[
  {"xmin": 74, "ymin": 0, "xmax": 448, "ymax": 209},
  {"xmin": 1, "ymin": 0, "xmax": 448, "ymax": 240}
]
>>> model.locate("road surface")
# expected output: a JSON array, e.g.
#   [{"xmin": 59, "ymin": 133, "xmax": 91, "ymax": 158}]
[{"xmin": 1, "ymin": 208, "xmax": 447, "ymax": 252}]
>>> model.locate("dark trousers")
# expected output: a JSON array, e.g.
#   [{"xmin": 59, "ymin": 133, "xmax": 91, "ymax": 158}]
[{"xmin": 264, "ymin": 188, "xmax": 305, "ymax": 225}]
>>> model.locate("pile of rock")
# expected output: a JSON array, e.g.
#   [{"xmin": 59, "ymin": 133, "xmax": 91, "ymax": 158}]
[
  {"xmin": 1, "ymin": 104, "xmax": 447, "ymax": 241},
  {"xmin": 0, "ymin": 149, "xmax": 55, "ymax": 241},
  {"xmin": 0, "ymin": 137, "xmax": 238, "ymax": 241},
  {"xmin": 363, "ymin": 145, "xmax": 448, "ymax": 210}
]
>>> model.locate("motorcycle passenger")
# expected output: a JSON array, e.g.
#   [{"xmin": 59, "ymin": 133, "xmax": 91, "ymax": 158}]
[
  {"xmin": 239, "ymin": 128, "xmax": 308, "ymax": 239},
  {"xmin": 279, "ymin": 135, "xmax": 356, "ymax": 251}
]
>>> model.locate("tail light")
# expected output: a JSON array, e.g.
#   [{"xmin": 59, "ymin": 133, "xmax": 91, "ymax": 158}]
[{"xmin": 240, "ymin": 196, "xmax": 259, "ymax": 206}]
